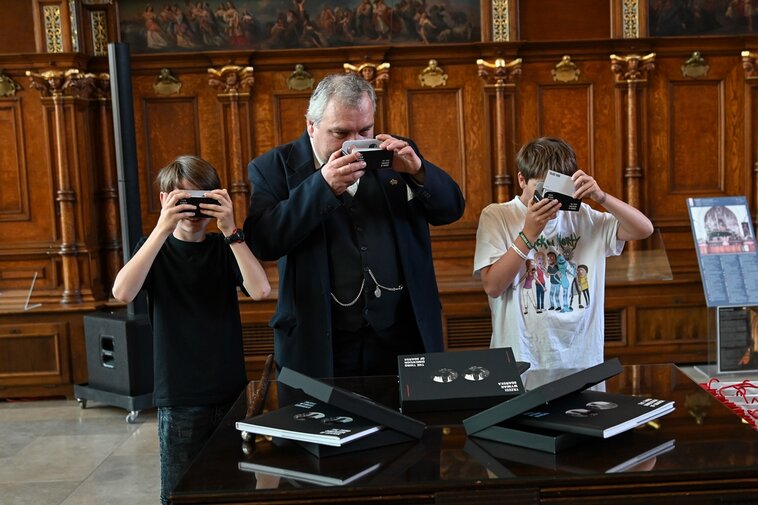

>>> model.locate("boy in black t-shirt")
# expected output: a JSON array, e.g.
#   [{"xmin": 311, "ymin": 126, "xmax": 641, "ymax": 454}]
[{"xmin": 112, "ymin": 155, "xmax": 270, "ymax": 505}]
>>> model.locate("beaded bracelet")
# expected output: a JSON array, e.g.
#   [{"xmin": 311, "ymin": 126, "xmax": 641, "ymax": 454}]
[
  {"xmin": 510, "ymin": 243, "xmax": 528, "ymax": 261},
  {"xmin": 518, "ymin": 231, "xmax": 534, "ymax": 250}
]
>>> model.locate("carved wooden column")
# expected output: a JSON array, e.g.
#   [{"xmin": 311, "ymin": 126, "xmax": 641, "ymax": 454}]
[
  {"xmin": 344, "ymin": 61, "xmax": 390, "ymax": 133},
  {"xmin": 742, "ymin": 51, "xmax": 758, "ymax": 219},
  {"xmin": 27, "ymin": 69, "xmax": 98, "ymax": 304},
  {"xmin": 477, "ymin": 57, "xmax": 522, "ymax": 203},
  {"xmin": 208, "ymin": 65, "xmax": 255, "ymax": 228},
  {"xmin": 610, "ymin": 53, "xmax": 654, "ymax": 210},
  {"xmin": 93, "ymin": 73, "xmax": 122, "ymax": 289}
]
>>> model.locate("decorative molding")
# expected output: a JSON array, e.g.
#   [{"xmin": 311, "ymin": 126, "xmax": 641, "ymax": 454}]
[
  {"xmin": 492, "ymin": 0, "xmax": 510, "ymax": 42},
  {"xmin": 418, "ymin": 59, "xmax": 448, "ymax": 88},
  {"xmin": 476, "ymin": 58, "xmax": 522, "ymax": 87},
  {"xmin": 90, "ymin": 10, "xmax": 108, "ymax": 56},
  {"xmin": 551, "ymin": 55, "xmax": 580, "ymax": 83},
  {"xmin": 43, "ymin": 5, "xmax": 64, "ymax": 53},
  {"xmin": 25, "ymin": 68, "xmax": 101, "ymax": 99},
  {"xmin": 610, "ymin": 53, "xmax": 656, "ymax": 83},
  {"xmin": 622, "ymin": 0, "xmax": 640, "ymax": 39},
  {"xmin": 207, "ymin": 65, "xmax": 254, "ymax": 95},
  {"xmin": 286, "ymin": 64, "xmax": 314, "ymax": 91},
  {"xmin": 344, "ymin": 62, "xmax": 390, "ymax": 90},
  {"xmin": 69, "ymin": 0, "xmax": 80, "ymax": 52},
  {"xmin": 742, "ymin": 51, "xmax": 758, "ymax": 80},
  {"xmin": 681, "ymin": 51, "xmax": 709, "ymax": 79},
  {"xmin": 0, "ymin": 71, "xmax": 22, "ymax": 97},
  {"xmin": 153, "ymin": 68, "xmax": 182, "ymax": 95}
]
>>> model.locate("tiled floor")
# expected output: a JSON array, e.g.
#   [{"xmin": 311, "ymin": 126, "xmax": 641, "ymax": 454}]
[{"xmin": 0, "ymin": 398, "xmax": 160, "ymax": 505}]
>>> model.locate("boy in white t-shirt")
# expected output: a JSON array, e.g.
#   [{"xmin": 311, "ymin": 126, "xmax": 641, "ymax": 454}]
[{"xmin": 473, "ymin": 137, "xmax": 653, "ymax": 370}]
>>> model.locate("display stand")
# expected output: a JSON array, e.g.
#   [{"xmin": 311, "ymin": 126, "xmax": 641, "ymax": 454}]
[
  {"xmin": 687, "ymin": 196, "xmax": 758, "ymax": 378},
  {"xmin": 695, "ymin": 306, "xmax": 758, "ymax": 378}
]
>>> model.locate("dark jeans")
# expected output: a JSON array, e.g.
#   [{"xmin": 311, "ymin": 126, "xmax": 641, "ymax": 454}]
[{"xmin": 158, "ymin": 403, "xmax": 232, "ymax": 504}]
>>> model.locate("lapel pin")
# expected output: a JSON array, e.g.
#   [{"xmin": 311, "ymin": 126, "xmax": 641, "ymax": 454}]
[{"xmin": 389, "ymin": 178, "xmax": 398, "ymax": 185}]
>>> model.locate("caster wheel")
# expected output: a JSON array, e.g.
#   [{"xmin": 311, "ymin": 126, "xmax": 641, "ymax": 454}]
[
  {"xmin": 241, "ymin": 430, "xmax": 254, "ymax": 443},
  {"xmin": 126, "ymin": 411, "xmax": 140, "ymax": 424},
  {"xmin": 76, "ymin": 398, "xmax": 87, "ymax": 409}
]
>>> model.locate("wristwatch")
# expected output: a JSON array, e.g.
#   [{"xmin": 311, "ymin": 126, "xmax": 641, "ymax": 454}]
[{"xmin": 224, "ymin": 228, "xmax": 245, "ymax": 245}]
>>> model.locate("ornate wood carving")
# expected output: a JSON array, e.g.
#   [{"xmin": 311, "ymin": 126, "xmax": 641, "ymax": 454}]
[
  {"xmin": 682, "ymin": 51, "xmax": 709, "ymax": 79},
  {"xmin": 153, "ymin": 68, "xmax": 182, "ymax": 95},
  {"xmin": 610, "ymin": 53, "xmax": 655, "ymax": 248},
  {"xmin": 418, "ymin": 59, "xmax": 448, "ymax": 88},
  {"xmin": 25, "ymin": 68, "xmax": 100, "ymax": 304},
  {"xmin": 344, "ymin": 61, "xmax": 390, "ymax": 90},
  {"xmin": 208, "ymin": 65, "xmax": 255, "ymax": 226},
  {"xmin": 551, "ymin": 55, "xmax": 580, "ymax": 83},
  {"xmin": 477, "ymin": 57, "xmax": 521, "ymax": 203},
  {"xmin": 0, "ymin": 70, "xmax": 22, "ymax": 97},
  {"xmin": 287, "ymin": 64, "xmax": 314, "ymax": 91}
]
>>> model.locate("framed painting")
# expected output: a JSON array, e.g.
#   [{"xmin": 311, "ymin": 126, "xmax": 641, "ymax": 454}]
[
  {"xmin": 649, "ymin": 0, "xmax": 758, "ymax": 37},
  {"xmin": 118, "ymin": 0, "xmax": 482, "ymax": 53}
]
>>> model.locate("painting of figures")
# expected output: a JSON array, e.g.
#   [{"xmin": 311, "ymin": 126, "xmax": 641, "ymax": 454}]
[
  {"xmin": 119, "ymin": 0, "xmax": 481, "ymax": 52},
  {"xmin": 650, "ymin": 0, "xmax": 758, "ymax": 36}
]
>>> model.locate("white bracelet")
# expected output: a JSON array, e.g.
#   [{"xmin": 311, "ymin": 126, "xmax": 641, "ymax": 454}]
[{"xmin": 510, "ymin": 243, "xmax": 528, "ymax": 261}]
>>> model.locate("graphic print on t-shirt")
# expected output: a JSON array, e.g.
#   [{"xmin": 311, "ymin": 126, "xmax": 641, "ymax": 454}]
[{"xmin": 520, "ymin": 232, "xmax": 590, "ymax": 315}]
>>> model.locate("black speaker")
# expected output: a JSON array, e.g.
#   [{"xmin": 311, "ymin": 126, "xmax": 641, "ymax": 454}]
[{"xmin": 84, "ymin": 309, "xmax": 153, "ymax": 396}]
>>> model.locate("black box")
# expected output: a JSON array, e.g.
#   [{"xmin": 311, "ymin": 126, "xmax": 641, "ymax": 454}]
[
  {"xmin": 462, "ymin": 359, "xmax": 622, "ymax": 453},
  {"xmin": 277, "ymin": 367, "xmax": 426, "ymax": 439},
  {"xmin": 397, "ymin": 348, "xmax": 527, "ymax": 413},
  {"xmin": 83, "ymin": 309, "xmax": 153, "ymax": 396}
]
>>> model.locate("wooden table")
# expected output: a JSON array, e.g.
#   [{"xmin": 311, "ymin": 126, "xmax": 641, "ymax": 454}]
[{"xmin": 171, "ymin": 364, "xmax": 758, "ymax": 504}]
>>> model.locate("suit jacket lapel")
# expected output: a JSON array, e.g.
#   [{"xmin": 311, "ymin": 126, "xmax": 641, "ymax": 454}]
[{"xmin": 286, "ymin": 131, "xmax": 318, "ymax": 190}]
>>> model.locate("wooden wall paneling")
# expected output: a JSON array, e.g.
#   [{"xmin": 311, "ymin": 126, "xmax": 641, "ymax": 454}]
[
  {"xmin": 745, "ymin": 51, "xmax": 758, "ymax": 219},
  {"xmin": 518, "ymin": 0, "xmax": 612, "ymax": 41},
  {"xmin": 0, "ymin": 98, "xmax": 30, "ymax": 221},
  {"xmin": 138, "ymin": 96, "xmax": 201, "ymax": 231},
  {"xmin": 272, "ymin": 92, "xmax": 310, "ymax": 148},
  {"xmin": 0, "ymin": 321, "xmax": 70, "ymax": 387}
]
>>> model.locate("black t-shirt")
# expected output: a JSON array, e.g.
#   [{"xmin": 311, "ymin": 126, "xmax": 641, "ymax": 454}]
[{"xmin": 136, "ymin": 233, "xmax": 247, "ymax": 407}]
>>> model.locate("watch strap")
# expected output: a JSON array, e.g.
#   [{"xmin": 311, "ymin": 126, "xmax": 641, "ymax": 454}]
[{"xmin": 224, "ymin": 228, "xmax": 245, "ymax": 245}]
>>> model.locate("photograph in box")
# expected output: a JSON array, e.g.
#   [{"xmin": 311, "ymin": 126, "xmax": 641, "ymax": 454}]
[{"xmin": 397, "ymin": 348, "xmax": 527, "ymax": 413}]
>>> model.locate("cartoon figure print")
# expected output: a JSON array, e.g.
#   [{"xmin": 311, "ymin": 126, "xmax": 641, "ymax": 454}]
[
  {"xmin": 575, "ymin": 264, "xmax": 590, "ymax": 308},
  {"xmin": 520, "ymin": 259, "xmax": 538, "ymax": 314},
  {"xmin": 561, "ymin": 246, "xmax": 581, "ymax": 310},
  {"xmin": 547, "ymin": 251, "xmax": 561, "ymax": 310},
  {"xmin": 556, "ymin": 252, "xmax": 575, "ymax": 312},
  {"xmin": 533, "ymin": 251, "xmax": 547, "ymax": 313}
]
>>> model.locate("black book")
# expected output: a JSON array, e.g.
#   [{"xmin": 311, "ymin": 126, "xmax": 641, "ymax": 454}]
[
  {"xmin": 397, "ymin": 348, "xmax": 527, "ymax": 413},
  {"xmin": 235, "ymin": 399, "xmax": 382, "ymax": 447},
  {"xmin": 510, "ymin": 389, "xmax": 675, "ymax": 438},
  {"xmin": 277, "ymin": 367, "xmax": 426, "ymax": 438},
  {"xmin": 278, "ymin": 429, "xmax": 413, "ymax": 458},
  {"xmin": 464, "ymin": 359, "xmax": 624, "ymax": 452},
  {"xmin": 238, "ymin": 442, "xmax": 383, "ymax": 486}
]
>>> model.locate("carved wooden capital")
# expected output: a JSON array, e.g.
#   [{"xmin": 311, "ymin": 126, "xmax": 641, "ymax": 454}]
[
  {"xmin": 476, "ymin": 58, "xmax": 522, "ymax": 87},
  {"xmin": 344, "ymin": 62, "xmax": 390, "ymax": 90},
  {"xmin": 26, "ymin": 68, "xmax": 99, "ymax": 99},
  {"xmin": 208, "ymin": 65, "xmax": 254, "ymax": 95},
  {"xmin": 743, "ymin": 51, "xmax": 758, "ymax": 80},
  {"xmin": 610, "ymin": 53, "xmax": 656, "ymax": 83},
  {"xmin": 0, "ymin": 70, "xmax": 22, "ymax": 97}
]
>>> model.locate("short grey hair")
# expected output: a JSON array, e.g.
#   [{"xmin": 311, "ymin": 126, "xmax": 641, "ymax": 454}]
[{"xmin": 306, "ymin": 73, "xmax": 376, "ymax": 125}]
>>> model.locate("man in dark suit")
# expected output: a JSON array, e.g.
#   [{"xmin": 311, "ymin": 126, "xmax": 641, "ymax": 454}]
[{"xmin": 244, "ymin": 72, "xmax": 464, "ymax": 377}]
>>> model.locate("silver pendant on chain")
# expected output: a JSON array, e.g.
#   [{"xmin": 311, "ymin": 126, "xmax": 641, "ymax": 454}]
[{"xmin": 374, "ymin": 286, "xmax": 382, "ymax": 298}]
